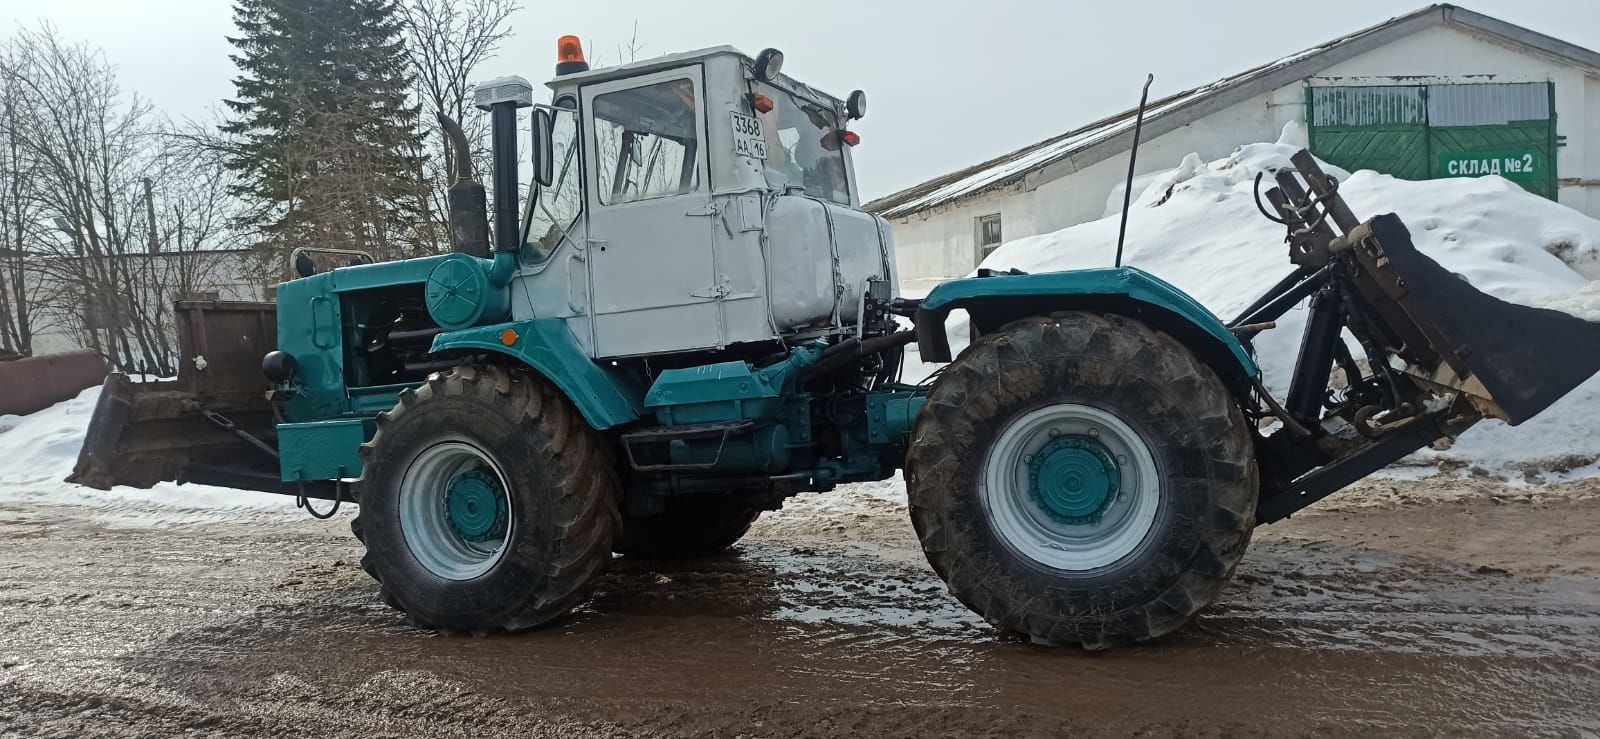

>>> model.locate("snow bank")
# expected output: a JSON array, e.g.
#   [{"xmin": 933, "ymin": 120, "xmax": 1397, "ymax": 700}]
[
  {"xmin": 966, "ymin": 124, "xmax": 1600, "ymax": 478},
  {"xmin": 0, "ymin": 385, "xmax": 289, "ymax": 524}
]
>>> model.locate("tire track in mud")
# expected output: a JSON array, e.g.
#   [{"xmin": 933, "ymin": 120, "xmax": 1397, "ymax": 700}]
[{"xmin": 1, "ymin": 489, "xmax": 1598, "ymax": 736}]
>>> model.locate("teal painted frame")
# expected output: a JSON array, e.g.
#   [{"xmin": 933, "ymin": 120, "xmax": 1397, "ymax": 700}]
[
  {"xmin": 917, "ymin": 267, "xmax": 1259, "ymax": 378},
  {"xmin": 430, "ymin": 319, "xmax": 642, "ymax": 429},
  {"xmin": 277, "ymin": 418, "xmax": 372, "ymax": 482},
  {"xmin": 275, "ymin": 254, "xmax": 463, "ymax": 422}
]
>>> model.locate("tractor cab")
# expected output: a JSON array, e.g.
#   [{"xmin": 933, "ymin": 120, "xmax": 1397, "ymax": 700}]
[{"xmin": 510, "ymin": 41, "xmax": 891, "ymax": 359}]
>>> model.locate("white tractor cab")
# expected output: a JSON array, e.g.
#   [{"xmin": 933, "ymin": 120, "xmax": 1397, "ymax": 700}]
[{"xmin": 509, "ymin": 39, "xmax": 889, "ymax": 359}]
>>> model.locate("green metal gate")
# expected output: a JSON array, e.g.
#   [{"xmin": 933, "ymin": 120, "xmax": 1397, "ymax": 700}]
[{"xmin": 1307, "ymin": 82, "xmax": 1558, "ymax": 200}]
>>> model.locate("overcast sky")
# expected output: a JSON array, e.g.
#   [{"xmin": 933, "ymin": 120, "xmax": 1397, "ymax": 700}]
[{"xmin": 4, "ymin": 0, "xmax": 1599, "ymax": 199}]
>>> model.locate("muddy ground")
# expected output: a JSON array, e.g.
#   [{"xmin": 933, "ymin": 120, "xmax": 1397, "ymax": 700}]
[{"xmin": 1, "ymin": 478, "xmax": 1598, "ymax": 737}]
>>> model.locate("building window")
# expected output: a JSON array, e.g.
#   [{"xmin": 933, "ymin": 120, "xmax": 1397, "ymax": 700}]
[{"xmin": 976, "ymin": 213, "xmax": 1003, "ymax": 263}]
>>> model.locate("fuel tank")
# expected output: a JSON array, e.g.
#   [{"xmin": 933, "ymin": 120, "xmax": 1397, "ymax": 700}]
[{"xmin": 764, "ymin": 195, "xmax": 894, "ymax": 331}]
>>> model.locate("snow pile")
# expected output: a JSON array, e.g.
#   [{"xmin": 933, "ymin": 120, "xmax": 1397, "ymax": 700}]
[
  {"xmin": 970, "ymin": 124, "xmax": 1600, "ymax": 478},
  {"xmin": 0, "ymin": 385, "xmax": 287, "ymax": 523}
]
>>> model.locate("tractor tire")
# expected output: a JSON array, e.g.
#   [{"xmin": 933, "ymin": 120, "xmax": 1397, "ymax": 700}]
[
  {"xmin": 351, "ymin": 364, "xmax": 621, "ymax": 634},
  {"xmin": 905, "ymin": 312, "xmax": 1257, "ymax": 649},
  {"xmin": 616, "ymin": 497, "xmax": 762, "ymax": 558}
]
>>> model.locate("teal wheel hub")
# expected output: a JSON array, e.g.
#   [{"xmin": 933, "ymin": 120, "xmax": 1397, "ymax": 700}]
[
  {"xmin": 400, "ymin": 442, "xmax": 512, "ymax": 580},
  {"xmin": 983, "ymin": 404, "xmax": 1159, "ymax": 570},
  {"xmin": 1027, "ymin": 435, "xmax": 1120, "ymax": 525},
  {"xmin": 444, "ymin": 469, "xmax": 507, "ymax": 543}
]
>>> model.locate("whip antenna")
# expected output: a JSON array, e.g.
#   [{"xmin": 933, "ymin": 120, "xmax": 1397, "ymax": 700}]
[{"xmin": 1115, "ymin": 74, "xmax": 1155, "ymax": 268}]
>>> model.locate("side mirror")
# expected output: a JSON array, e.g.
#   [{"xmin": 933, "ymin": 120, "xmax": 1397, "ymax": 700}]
[{"xmin": 531, "ymin": 107, "xmax": 554, "ymax": 188}]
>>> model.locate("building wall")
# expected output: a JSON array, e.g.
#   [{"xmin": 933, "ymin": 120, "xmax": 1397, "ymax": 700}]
[
  {"xmin": 27, "ymin": 250, "xmax": 266, "ymax": 357},
  {"xmin": 887, "ymin": 23, "xmax": 1600, "ymax": 285}
]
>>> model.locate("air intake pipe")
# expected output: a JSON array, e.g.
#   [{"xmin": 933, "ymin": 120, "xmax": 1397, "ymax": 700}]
[{"xmin": 474, "ymin": 76, "xmax": 534, "ymax": 288}]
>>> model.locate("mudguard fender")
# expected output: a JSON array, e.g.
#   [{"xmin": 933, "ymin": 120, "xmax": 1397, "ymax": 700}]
[
  {"xmin": 914, "ymin": 267, "xmax": 1260, "ymax": 386},
  {"xmin": 430, "ymin": 319, "xmax": 642, "ymax": 430}
]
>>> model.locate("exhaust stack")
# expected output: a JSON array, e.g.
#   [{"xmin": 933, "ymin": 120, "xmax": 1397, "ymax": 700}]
[{"xmin": 437, "ymin": 113, "xmax": 489, "ymax": 258}]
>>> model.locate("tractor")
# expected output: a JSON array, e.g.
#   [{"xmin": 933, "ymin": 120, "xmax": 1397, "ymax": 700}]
[{"xmin": 72, "ymin": 37, "xmax": 1600, "ymax": 648}]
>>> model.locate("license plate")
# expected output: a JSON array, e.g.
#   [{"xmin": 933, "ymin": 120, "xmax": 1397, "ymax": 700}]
[{"xmin": 730, "ymin": 112, "xmax": 767, "ymax": 160}]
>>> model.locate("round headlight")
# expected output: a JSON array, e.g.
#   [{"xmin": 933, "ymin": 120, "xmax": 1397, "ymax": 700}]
[
  {"xmin": 754, "ymin": 48, "xmax": 784, "ymax": 81},
  {"xmin": 847, "ymin": 90, "xmax": 867, "ymax": 120}
]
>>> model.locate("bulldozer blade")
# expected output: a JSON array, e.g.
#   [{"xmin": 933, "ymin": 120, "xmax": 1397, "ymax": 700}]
[
  {"xmin": 68, "ymin": 373, "xmax": 137, "ymax": 490},
  {"xmin": 69, "ymin": 300, "xmax": 285, "ymax": 492},
  {"xmin": 68, "ymin": 373, "xmax": 281, "ymax": 490},
  {"xmin": 1358, "ymin": 214, "xmax": 1600, "ymax": 425}
]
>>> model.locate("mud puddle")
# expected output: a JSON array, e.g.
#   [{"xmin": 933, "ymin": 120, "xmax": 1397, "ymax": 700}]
[{"xmin": 1, "ymin": 487, "xmax": 1598, "ymax": 736}]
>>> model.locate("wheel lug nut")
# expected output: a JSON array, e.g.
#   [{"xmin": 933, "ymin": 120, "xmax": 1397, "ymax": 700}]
[
  {"xmin": 1088, "ymin": 428, "xmax": 1100, "ymax": 438},
  {"xmin": 1048, "ymin": 429, "xmax": 1061, "ymax": 438},
  {"xmin": 1117, "ymin": 455, "xmax": 1128, "ymax": 464}
]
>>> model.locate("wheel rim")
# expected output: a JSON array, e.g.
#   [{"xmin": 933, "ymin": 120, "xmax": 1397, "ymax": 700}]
[
  {"xmin": 399, "ymin": 441, "xmax": 512, "ymax": 580},
  {"xmin": 980, "ymin": 403, "xmax": 1161, "ymax": 571}
]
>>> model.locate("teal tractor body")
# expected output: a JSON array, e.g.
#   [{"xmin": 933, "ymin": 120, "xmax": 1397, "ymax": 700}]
[{"xmin": 71, "ymin": 41, "xmax": 1600, "ymax": 649}]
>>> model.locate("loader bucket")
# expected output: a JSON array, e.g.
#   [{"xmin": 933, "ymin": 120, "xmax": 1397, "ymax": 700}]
[
  {"xmin": 1358, "ymin": 214, "xmax": 1600, "ymax": 425},
  {"xmin": 69, "ymin": 301, "xmax": 281, "ymax": 491}
]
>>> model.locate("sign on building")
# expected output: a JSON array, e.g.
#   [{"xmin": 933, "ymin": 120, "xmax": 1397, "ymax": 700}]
[{"xmin": 1307, "ymin": 82, "xmax": 1557, "ymax": 199}]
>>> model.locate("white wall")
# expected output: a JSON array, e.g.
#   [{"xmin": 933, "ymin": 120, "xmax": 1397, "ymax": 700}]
[
  {"xmin": 890, "ymin": 186, "xmax": 1038, "ymax": 292},
  {"xmin": 28, "ymin": 250, "xmax": 266, "ymax": 356},
  {"xmin": 888, "ymin": 23, "xmax": 1600, "ymax": 285}
]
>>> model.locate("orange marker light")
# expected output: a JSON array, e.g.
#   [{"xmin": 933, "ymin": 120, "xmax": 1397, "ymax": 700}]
[
  {"xmin": 499, "ymin": 328, "xmax": 519, "ymax": 347},
  {"xmin": 556, "ymin": 35, "xmax": 589, "ymax": 75},
  {"xmin": 558, "ymin": 35, "xmax": 585, "ymax": 64},
  {"xmin": 751, "ymin": 94, "xmax": 775, "ymax": 113}
]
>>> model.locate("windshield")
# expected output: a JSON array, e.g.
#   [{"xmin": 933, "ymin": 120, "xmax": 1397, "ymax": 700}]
[
  {"xmin": 522, "ymin": 103, "xmax": 581, "ymax": 264},
  {"xmin": 755, "ymin": 81, "xmax": 850, "ymax": 205}
]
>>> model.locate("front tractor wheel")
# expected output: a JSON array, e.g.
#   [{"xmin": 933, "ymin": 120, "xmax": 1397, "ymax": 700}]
[
  {"xmin": 352, "ymin": 365, "xmax": 621, "ymax": 634},
  {"xmin": 906, "ymin": 312, "xmax": 1258, "ymax": 648}
]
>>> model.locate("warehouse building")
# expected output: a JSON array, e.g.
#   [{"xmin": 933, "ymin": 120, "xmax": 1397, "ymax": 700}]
[{"xmin": 868, "ymin": 4, "xmax": 1600, "ymax": 289}]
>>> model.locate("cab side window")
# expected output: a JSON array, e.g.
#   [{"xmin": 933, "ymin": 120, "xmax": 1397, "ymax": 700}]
[{"xmin": 592, "ymin": 79, "xmax": 700, "ymax": 204}]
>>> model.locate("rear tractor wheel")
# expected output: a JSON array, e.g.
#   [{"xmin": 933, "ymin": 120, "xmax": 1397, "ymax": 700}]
[
  {"xmin": 352, "ymin": 365, "xmax": 621, "ymax": 634},
  {"xmin": 905, "ymin": 312, "xmax": 1257, "ymax": 648}
]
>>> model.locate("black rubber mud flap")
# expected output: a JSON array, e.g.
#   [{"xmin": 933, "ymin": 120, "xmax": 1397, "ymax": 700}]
[{"xmin": 1371, "ymin": 214, "xmax": 1600, "ymax": 425}]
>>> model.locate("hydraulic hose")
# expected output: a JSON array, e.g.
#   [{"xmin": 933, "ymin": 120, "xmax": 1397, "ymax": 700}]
[{"xmin": 802, "ymin": 331, "xmax": 916, "ymax": 381}]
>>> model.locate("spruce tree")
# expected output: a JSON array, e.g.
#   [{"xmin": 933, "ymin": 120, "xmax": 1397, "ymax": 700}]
[{"xmin": 223, "ymin": 0, "xmax": 427, "ymax": 261}]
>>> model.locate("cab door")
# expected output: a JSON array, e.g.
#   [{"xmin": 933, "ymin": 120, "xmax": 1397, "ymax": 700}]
[{"xmin": 582, "ymin": 66, "xmax": 720, "ymax": 358}]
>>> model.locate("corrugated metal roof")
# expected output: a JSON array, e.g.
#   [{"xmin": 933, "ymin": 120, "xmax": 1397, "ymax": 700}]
[
  {"xmin": 864, "ymin": 4, "xmax": 1600, "ymax": 219},
  {"xmin": 1309, "ymin": 86, "xmax": 1427, "ymax": 126},
  {"xmin": 1428, "ymin": 81, "xmax": 1551, "ymax": 125}
]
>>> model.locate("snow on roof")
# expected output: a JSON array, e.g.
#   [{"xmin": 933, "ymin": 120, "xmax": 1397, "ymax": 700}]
[{"xmin": 865, "ymin": 4, "xmax": 1600, "ymax": 220}]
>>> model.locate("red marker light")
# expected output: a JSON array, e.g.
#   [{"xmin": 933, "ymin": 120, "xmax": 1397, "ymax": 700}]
[
  {"xmin": 751, "ymin": 94, "xmax": 775, "ymax": 113},
  {"xmin": 841, "ymin": 130, "xmax": 861, "ymax": 147}
]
